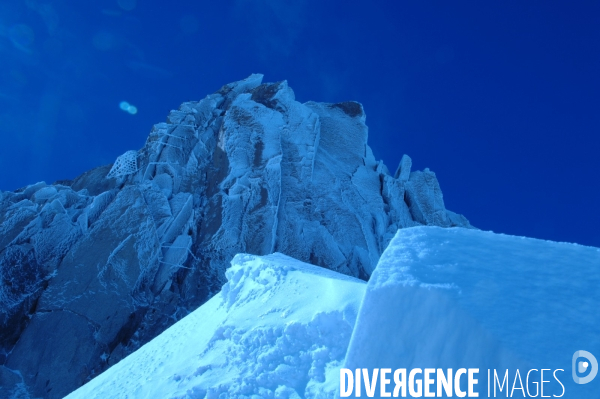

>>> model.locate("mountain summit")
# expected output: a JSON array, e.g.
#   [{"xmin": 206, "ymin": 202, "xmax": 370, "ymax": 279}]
[{"xmin": 0, "ymin": 74, "xmax": 470, "ymax": 398}]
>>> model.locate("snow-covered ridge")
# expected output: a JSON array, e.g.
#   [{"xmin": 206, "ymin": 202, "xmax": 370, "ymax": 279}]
[
  {"xmin": 65, "ymin": 253, "xmax": 366, "ymax": 399},
  {"xmin": 65, "ymin": 227, "xmax": 600, "ymax": 398}
]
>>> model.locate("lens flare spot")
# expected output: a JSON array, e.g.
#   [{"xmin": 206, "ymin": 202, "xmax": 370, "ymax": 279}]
[{"xmin": 119, "ymin": 101, "xmax": 138, "ymax": 115}]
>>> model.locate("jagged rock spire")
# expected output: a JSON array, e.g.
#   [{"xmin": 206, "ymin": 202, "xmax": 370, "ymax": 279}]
[{"xmin": 0, "ymin": 75, "xmax": 470, "ymax": 398}]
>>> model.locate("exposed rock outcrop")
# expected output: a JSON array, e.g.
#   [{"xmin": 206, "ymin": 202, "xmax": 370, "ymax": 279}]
[{"xmin": 0, "ymin": 74, "xmax": 470, "ymax": 398}]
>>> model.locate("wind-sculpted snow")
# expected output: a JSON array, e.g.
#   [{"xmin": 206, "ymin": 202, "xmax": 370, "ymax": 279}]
[
  {"xmin": 344, "ymin": 226, "xmax": 600, "ymax": 398},
  {"xmin": 65, "ymin": 253, "xmax": 366, "ymax": 399},
  {"xmin": 0, "ymin": 74, "xmax": 469, "ymax": 398}
]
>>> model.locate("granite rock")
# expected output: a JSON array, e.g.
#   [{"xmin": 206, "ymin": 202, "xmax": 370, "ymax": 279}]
[{"xmin": 0, "ymin": 75, "xmax": 471, "ymax": 398}]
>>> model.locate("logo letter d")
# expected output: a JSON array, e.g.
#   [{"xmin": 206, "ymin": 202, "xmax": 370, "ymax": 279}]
[{"xmin": 572, "ymin": 350, "xmax": 598, "ymax": 384}]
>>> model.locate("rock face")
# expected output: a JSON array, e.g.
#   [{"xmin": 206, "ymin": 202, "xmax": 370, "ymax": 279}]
[{"xmin": 0, "ymin": 74, "xmax": 471, "ymax": 398}]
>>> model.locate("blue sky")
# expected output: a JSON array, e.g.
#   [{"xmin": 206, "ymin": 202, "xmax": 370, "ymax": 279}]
[{"xmin": 1, "ymin": 0, "xmax": 599, "ymax": 247}]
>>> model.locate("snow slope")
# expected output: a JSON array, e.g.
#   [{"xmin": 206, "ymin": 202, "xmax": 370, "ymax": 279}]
[
  {"xmin": 65, "ymin": 227, "xmax": 600, "ymax": 398},
  {"xmin": 344, "ymin": 226, "xmax": 600, "ymax": 398},
  {"xmin": 65, "ymin": 253, "xmax": 366, "ymax": 399}
]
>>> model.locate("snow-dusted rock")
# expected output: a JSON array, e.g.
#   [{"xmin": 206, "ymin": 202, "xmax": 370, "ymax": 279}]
[{"xmin": 0, "ymin": 75, "xmax": 469, "ymax": 398}]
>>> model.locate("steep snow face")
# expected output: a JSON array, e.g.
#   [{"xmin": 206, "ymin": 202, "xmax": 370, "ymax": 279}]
[
  {"xmin": 65, "ymin": 253, "xmax": 366, "ymax": 399},
  {"xmin": 344, "ymin": 226, "xmax": 600, "ymax": 398},
  {"xmin": 0, "ymin": 75, "xmax": 470, "ymax": 398}
]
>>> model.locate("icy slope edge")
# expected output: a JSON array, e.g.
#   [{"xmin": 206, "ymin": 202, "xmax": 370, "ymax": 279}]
[{"xmin": 65, "ymin": 253, "xmax": 366, "ymax": 399}]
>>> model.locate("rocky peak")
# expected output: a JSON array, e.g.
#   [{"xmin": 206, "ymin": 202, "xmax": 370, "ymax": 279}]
[{"xmin": 0, "ymin": 74, "xmax": 470, "ymax": 398}]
